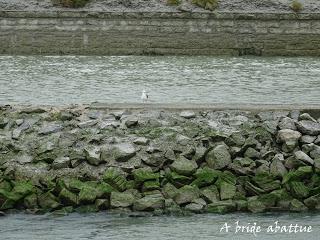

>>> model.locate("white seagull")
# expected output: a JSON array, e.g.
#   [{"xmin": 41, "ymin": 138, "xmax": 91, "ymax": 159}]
[{"xmin": 141, "ymin": 89, "xmax": 149, "ymax": 103}]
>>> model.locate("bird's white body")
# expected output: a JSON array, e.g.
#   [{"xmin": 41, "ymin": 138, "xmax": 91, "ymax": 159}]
[{"xmin": 141, "ymin": 90, "xmax": 148, "ymax": 103}]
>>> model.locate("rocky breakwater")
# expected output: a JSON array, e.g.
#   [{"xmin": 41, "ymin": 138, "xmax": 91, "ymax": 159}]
[{"xmin": 0, "ymin": 105, "xmax": 320, "ymax": 216}]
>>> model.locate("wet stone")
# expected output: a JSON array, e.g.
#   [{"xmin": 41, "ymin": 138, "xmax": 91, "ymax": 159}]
[
  {"xmin": 299, "ymin": 113, "xmax": 317, "ymax": 122},
  {"xmin": 39, "ymin": 123, "xmax": 63, "ymax": 135},
  {"xmin": 52, "ymin": 157, "xmax": 70, "ymax": 170},
  {"xmin": 124, "ymin": 118, "xmax": 138, "ymax": 128},
  {"xmin": 300, "ymin": 135, "xmax": 316, "ymax": 144},
  {"xmin": 296, "ymin": 120, "xmax": 320, "ymax": 136},
  {"xmin": 133, "ymin": 137, "xmax": 150, "ymax": 146},
  {"xmin": 78, "ymin": 120, "xmax": 97, "ymax": 128},
  {"xmin": 180, "ymin": 111, "xmax": 196, "ymax": 119},
  {"xmin": 206, "ymin": 144, "xmax": 231, "ymax": 170},
  {"xmin": 278, "ymin": 117, "xmax": 296, "ymax": 130},
  {"xmin": 294, "ymin": 151, "xmax": 314, "ymax": 166},
  {"xmin": 84, "ymin": 146, "xmax": 102, "ymax": 165}
]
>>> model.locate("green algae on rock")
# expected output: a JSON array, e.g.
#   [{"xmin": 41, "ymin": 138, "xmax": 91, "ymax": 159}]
[{"xmin": 0, "ymin": 105, "xmax": 320, "ymax": 215}]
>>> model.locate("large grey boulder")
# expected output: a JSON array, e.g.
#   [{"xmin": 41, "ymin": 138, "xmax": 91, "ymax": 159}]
[
  {"xmin": 15, "ymin": 154, "xmax": 33, "ymax": 164},
  {"xmin": 290, "ymin": 199, "xmax": 308, "ymax": 212},
  {"xmin": 0, "ymin": 117, "xmax": 9, "ymax": 128},
  {"xmin": 52, "ymin": 157, "xmax": 70, "ymax": 170},
  {"xmin": 12, "ymin": 121, "xmax": 31, "ymax": 139},
  {"xmin": 110, "ymin": 191, "xmax": 136, "ymax": 208},
  {"xmin": 277, "ymin": 129, "xmax": 301, "ymax": 151},
  {"xmin": 310, "ymin": 145, "xmax": 320, "ymax": 159},
  {"xmin": 299, "ymin": 113, "xmax": 317, "ymax": 122},
  {"xmin": 133, "ymin": 194, "xmax": 165, "ymax": 211},
  {"xmin": 244, "ymin": 147, "xmax": 260, "ymax": 159},
  {"xmin": 200, "ymin": 185, "xmax": 219, "ymax": 203},
  {"xmin": 206, "ymin": 144, "xmax": 231, "ymax": 169},
  {"xmin": 174, "ymin": 185, "xmax": 200, "ymax": 205},
  {"xmin": 78, "ymin": 120, "xmax": 97, "ymax": 128},
  {"xmin": 185, "ymin": 198, "xmax": 206, "ymax": 213},
  {"xmin": 270, "ymin": 158, "xmax": 287, "ymax": 177},
  {"xmin": 314, "ymin": 135, "xmax": 320, "ymax": 145},
  {"xmin": 284, "ymin": 156, "xmax": 307, "ymax": 169},
  {"xmin": 300, "ymin": 135, "xmax": 316, "ymax": 144},
  {"xmin": 39, "ymin": 123, "xmax": 63, "ymax": 135},
  {"xmin": 84, "ymin": 146, "xmax": 102, "ymax": 165},
  {"xmin": 180, "ymin": 111, "xmax": 196, "ymax": 119},
  {"xmin": 278, "ymin": 117, "xmax": 296, "ymax": 130},
  {"xmin": 294, "ymin": 151, "xmax": 314, "ymax": 165},
  {"xmin": 133, "ymin": 137, "xmax": 150, "ymax": 146},
  {"xmin": 296, "ymin": 120, "xmax": 320, "ymax": 135},
  {"xmin": 101, "ymin": 143, "xmax": 136, "ymax": 162},
  {"xmin": 142, "ymin": 152, "xmax": 166, "ymax": 167},
  {"xmin": 123, "ymin": 118, "xmax": 138, "ymax": 128},
  {"xmin": 219, "ymin": 181, "xmax": 236, "ymax": 200},
  {"xmin": 170, "ymin": 156, "xmax": 198, "ymax": 176},
  {"xmin": 162, "ymin": 183, "xmax": 178, "ymax": 199}
]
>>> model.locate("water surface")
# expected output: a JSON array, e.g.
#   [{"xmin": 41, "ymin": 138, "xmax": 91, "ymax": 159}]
[
  {"xmin": 0, "ymin": 212, "xmax": 319, "ymax": 240},
  {"xmin": 0, "ymin": 56, "xmax": 320, "ymax": 105}
]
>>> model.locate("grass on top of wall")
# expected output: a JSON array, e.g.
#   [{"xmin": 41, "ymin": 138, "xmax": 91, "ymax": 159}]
[{"xmin": 291, "ymin": 0, "xmax": 303, "ymax": 12}]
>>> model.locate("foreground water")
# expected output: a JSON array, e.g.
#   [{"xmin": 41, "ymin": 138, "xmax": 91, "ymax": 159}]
[
  {"xmin": 0, "ymin": 56, "xmax": 320, "ymax": 105},
  {"xmin": 0, "ymin": 212, "xmax": 319, "ymax": 240}
]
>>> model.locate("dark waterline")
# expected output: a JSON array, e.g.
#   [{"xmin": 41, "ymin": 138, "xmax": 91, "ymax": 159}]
[{"xmin": 0, "ymin": 56, "xmax": 320, "ymax": 105}]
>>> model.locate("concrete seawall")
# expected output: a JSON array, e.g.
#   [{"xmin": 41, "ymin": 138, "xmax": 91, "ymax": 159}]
[{"xmin": 1, "ymin": 11, "xmax": 320, "ymax": 56}]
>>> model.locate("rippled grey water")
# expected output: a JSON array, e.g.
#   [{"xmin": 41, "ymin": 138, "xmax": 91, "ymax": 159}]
[
  {"xmin": 0, "ymin": 56, "xmax": 320, "ymax": 105},
  {"xmin": 0, "ymin": 212, "xmax": 319, "ymax": 240}
]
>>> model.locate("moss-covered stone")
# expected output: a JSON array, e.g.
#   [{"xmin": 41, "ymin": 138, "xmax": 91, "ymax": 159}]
[
  {"xmin": 162, "ymin": 183, "xmax": 178, "ymax": 199},
  {"xmin": 235, "ymin": 200, "xmax": 248, "ymax": 211},
  {"xmin": 290, "ymin": 199, "xmax": 308, "ymax": 212},
  {"xmin": 110, "ymin": 191, "xmax": 136, "ymax": 208},
  {"xmin": 290, "ymin": 181, "xmax": 310, "ymax": 199},
  {"xmin": 95, "ymin": 198, "xmax": 110, "ymax": 210},
  {"xmin": 247, "ymin": 197, "xmax": 266, "ymax": 213},
  {"xmin": 252, "ymin": 173, "xmax": 281, "ymax": 192},
  {"xmin": 62, "ymin": 178, "xmax": 85, "ymax": 193},
  {"xmin": 59, "ymin": 188, "xmax": 78, "ymax": 206},
  {"xmin": 206, "ymin": 145, "xmax": 231, "ymax": 170},
  {"xmin": 245, "ymin": 181, "xmax": 265, "ymax": 195},
  {"xmin": 78, "ymin": 186, "xmax": 98, "ymax": 204},
  {"xmin": 207, "ymin": 200, "xmax": 236, "ymax": 213},
  {"xmin": 170, "ymin": 156, "xmax": 198, "ymax": 176},
  {"xmin": 23, "ymin": 193, "xmax": 38, "ymax": 209},
  {"xmin": 165, "ymin": 170, "xmax": 192, "ymax": 187},
  {"xmin": 191, "ymin": 167, "xmax": 220, "ymax": 187},
  {"xmin": 132, "ymin": 168, "xmax": 159, "ymax": 183},
  {"xmin": 174, "ymin": 185, "xmax": 200, "ymax": 205},
  {"xmin": 282, "ymin": 166, "xmax": 313, "ymax": 184},
  {"xmin": 95, "ymin": 182, "xmax": 114, "ymax": 198},
  {"xmin": 12, "ymin": 181, "xmax": 36, "ymax": 198},
  {"xmin": 218, "ymin": 181, "xmax": 236, "ymax": 200},
  {"xmin": 0, "ymin": 180, "xmax": 12, "ymax": 192},
  {"xmin": 103, "ymin": 167, "xmax": 128, "ymax": 192},
  {"xmin": 257, "ymin": 193, "xmax": 277, "ymax": 208},
  {"xmin": 38, "ymin": 192, "xmax": 60, "ymax": 210},
  {"xmin": 133, "ymin": 194, "xmax": 165, "ymax": 211},
  {"xmin": 75, "ymin": 204, "xmax": 99, "ymax": 213},
  {"xmin": 200, "ymin": 185, "xmax": 219, "ymax": 203},
  {"xmin": 304, "ymin": 194, "xmax": 320, "ymax": 209},
  {"xmin": 142, "ymin": 180, "xmax": 160, "ymax": 192}
]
